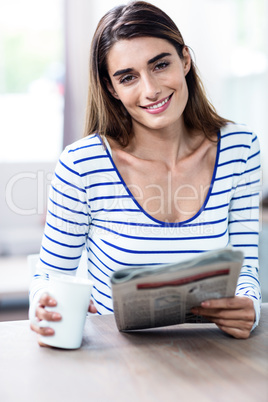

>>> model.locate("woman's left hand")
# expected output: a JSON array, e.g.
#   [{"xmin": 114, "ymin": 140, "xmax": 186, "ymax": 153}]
[{"xmin": 191, "ymin": 296, "xmax": 255, "ymax": 339}]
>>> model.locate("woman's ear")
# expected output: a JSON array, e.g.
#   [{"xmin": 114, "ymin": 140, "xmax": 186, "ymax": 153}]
[
  {"xmin": 182, "ymin": 46, "xmax": 191, "ymax": 76},
  {"xmin": 105, "ymin": 78, "xmax": 120, "ymax": 100}
]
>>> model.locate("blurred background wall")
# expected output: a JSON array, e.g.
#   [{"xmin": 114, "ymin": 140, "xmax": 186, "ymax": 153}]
[{"xmin": 0, "ymin": 0, "xmax": 267, "ymax": 303}]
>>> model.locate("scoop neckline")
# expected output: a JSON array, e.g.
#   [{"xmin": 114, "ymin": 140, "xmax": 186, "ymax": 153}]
[{"xmin": 101, "ymin": 132, "xmax": 221, "ymax": 227}]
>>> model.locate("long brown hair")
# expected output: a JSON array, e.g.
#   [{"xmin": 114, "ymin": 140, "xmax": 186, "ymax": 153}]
[{"xmin": 84, "ymin": 1, "xmax": 230, "ymax": 146}]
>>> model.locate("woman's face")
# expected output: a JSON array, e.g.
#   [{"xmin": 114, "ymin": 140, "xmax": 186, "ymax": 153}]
[{"xmin": 106, "ymin": 36, "xmax": 191, "ymax": 133}]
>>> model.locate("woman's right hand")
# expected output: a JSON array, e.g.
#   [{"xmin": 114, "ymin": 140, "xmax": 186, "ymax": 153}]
[{"xmin": 30, "ymin": 293, "xmax": 62, "ymax": 340}]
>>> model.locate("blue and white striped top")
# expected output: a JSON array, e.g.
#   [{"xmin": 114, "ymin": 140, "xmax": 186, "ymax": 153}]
[{"xmin": 30, "ymin": 123, "xmax": 261, "ymax": 326}]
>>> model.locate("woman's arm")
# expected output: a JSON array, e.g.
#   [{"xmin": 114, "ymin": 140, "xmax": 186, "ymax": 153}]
[
  {"xmin": 192, "ymin": 131, "xmax": 262, "ymax": 338},
  {"xmin": 29, "ymin": 145, "xmax": 91, "ymax": 333}
]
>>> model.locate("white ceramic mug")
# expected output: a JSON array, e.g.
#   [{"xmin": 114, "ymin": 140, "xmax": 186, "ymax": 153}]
[{"xmin": 39, "ymin": 275, "xmax": 93, "ymax": 349}]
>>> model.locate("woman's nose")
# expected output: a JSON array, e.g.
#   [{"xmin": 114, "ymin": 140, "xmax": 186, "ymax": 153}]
[{"xmin": 141, "ymin": 74, "xmax": 161, "ymax": 101}]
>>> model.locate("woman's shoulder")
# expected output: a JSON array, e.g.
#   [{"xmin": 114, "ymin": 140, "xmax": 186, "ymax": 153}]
[
  {"xmin": 64, "ymin": 133, "xmax": 105, "ymax": 156},
  {"xmin": 57, "ymin": 133, "xmax": 108, "ymax": 173},
  {"xmin": 220, "ymin": 122, "xmax": 259, "ymax": 147},
  {"xmin": 220, "ymin": 122, "xmax": 255, "ymax": 137},
  {"xmin": 219, "ymin": 122, "xmax": 260, "ymax": 164},
  {"xmin": 60, "ymin": 133, "xmax": 107, "ymax": 162}
]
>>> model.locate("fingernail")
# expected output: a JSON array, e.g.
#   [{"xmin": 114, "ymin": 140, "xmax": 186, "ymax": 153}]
[
  {"xmin": 201, "ymin": 301, "xmax": 210, "ymax": 307},
  {"xmin": 45, "ymin": 328, "xmax": 54, "ymax": 335},
  {"xmin": 52, "ymin": 313, "xmax": 61, "ymax": 320}
]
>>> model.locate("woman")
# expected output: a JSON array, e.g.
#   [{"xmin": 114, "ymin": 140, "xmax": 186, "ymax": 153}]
[{"xmin": 30, "ymin": 1, "xmax": 261, "ymax": 340}]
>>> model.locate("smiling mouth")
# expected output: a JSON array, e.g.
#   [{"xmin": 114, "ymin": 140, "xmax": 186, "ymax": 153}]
[{"xmin": 141, "ymin": 93, "xmax": 173, "ymax": 110}]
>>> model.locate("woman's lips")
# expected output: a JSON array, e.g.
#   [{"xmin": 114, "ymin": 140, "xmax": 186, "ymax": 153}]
[{"xmin": 141, "ymin": 93, "xmax": 173, "ymax": 114}]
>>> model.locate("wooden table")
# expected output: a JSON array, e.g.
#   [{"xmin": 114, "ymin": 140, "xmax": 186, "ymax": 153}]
[{"xmin": 0, "ymin": 305, "xmax": 267, "ymax": 402}]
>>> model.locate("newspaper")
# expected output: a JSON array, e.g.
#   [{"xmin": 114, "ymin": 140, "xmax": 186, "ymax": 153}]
[{"xmin": 110, "ymin": 247, "xmax": 244, "ymax": 331}]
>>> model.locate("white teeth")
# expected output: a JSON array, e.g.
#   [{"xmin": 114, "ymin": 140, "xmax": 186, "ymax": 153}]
[{"xmin": 147, "ymin": 96, "xmax": 170, "ymax": 109}]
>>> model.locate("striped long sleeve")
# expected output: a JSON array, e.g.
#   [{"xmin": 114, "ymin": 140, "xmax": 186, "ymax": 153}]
[{"xmin": 227, "ymin": 132, "xmax": 261, "ymax": 327}]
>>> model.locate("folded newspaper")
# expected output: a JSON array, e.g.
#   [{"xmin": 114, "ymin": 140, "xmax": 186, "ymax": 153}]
[{"xmin": 110, "ymin": 247, "xmax": 244, "ymax": 331}]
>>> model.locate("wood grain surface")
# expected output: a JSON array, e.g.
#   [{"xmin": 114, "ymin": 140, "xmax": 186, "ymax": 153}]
[{"xmin": 0, "ymin": 305, "xmax": 267, "ymax": 402}]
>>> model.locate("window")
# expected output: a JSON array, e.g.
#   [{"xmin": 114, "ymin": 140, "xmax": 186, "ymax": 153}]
[{"xmin": 0, "ymin": 0, "xmax": 64, "ymax": 162}]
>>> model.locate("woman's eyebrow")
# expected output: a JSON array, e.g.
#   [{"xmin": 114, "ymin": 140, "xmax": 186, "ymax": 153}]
[
  {"xmin": 113, "ymin": 67, "xmax": 133, "ymax": 77},
  {"xmin": 112, "ymin": 52, "xmax": 172, "ymax": 77},
  {"xmin": 147, "ymin": 52, "xmax": 171, "ymax": 65}
]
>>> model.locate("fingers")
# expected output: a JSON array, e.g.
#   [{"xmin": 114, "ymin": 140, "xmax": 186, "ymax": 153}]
[
  {"xmin": 36, "ymin": 304, "xmax": 61, "ymax": 322},
  {"xmin": 216, "ymin": 325, "xmax": 251, "ymax": 339},
  {"xmin": 38, "ymin": 292, "xmax": 57, "ymax": 309},
  {"xmin": 30, "ymin": 292, "xmax": 61, "ymax": 338},
  {"xmin": 192, "ymin": 306, "xmax": 254, "ymax": 321},
  {"xmin": 205, "ymin": 317, "xmax": 254, "ymax": 332},
  {"xmin": 88, "ymin": 299, "xmax": 98, "ymax": 314},
  {"xmin": 30, "ymin": 321, "xmax": 55, "ymax": 337},
  {"xmin": 36, "ymin": 292, "xmax": 61, "ymax": 321},
  {"xmin": 191, "ymin": 296, "xmax": 255, "ymax": 339},
  {"xmin": 192, "ymin": 297, "xmax": 254, "ymax": 319},
  {"xmin": 200, "ymin": 296, "xmax": 253, "ymax": 310}
]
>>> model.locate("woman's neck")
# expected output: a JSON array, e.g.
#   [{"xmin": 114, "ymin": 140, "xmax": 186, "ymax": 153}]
[{"xmin": 125, "ymin": 120, "xmax": 204, "ymax": 169}]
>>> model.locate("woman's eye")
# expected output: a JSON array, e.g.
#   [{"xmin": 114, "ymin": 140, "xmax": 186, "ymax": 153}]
[
  {"xmin": 120, "ymin": 75, "xmax": 135, "ymax": 84},
  {"xmin": 155, "ymin": 61, "xmax": 169, "ymax": 70}
]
